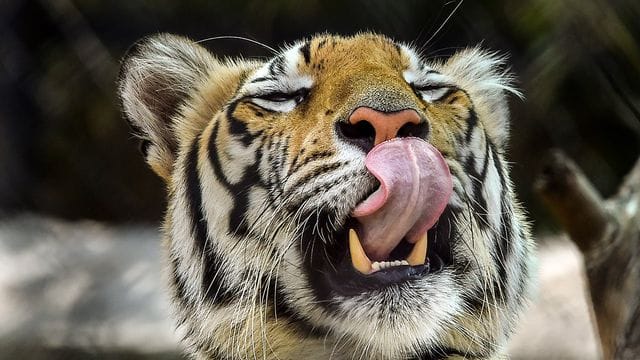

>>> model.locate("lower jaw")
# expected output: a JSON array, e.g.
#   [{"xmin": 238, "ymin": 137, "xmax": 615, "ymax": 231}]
[{"xmin": 324, "ymin": 251, "xmax": 445, "ymax": 297}]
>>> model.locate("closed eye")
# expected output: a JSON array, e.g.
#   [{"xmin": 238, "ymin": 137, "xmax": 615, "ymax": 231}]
[
  {"xmin": 413, "ymin": 84, "xmax": 456, "ymax": 103},
  {"xmin": 249, "ymin": 88, "xmax": 309, "ymax": 112}
]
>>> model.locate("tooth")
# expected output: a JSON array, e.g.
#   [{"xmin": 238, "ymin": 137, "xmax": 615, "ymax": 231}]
[
  {"xmin": 372, "ymin": 262, "xmax": 380, "ymax": 272},
  {"xmin": 349, "ymin": 229, "xmax": 372, "ymax": 274},
  {"xmin": 406, "ymin": 232, "xmax": 428, "ymax": 266}
]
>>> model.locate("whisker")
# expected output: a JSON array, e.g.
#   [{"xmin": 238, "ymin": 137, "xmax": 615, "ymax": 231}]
[
  {"xmin": 421, "ymin": 0, "xmax": 465, "ymax": 49},
  {"xmin": 196, "ymin": 35, "xmax": 277, "ymax": 54}
]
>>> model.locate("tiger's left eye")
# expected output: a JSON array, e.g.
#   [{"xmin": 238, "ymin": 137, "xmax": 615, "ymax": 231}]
[{"xmin": 413, "ymin": 84, "xmax": 453, "ymax": 103}]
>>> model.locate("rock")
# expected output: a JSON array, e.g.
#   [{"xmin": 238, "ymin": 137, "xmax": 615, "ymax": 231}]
[
  {"xmin": 508, "ymin": 236, "xmax": 601, "ymax": 359},
  {"xmin": 0, "ymin": 215, "xmax": 180, "ymax": 358}
]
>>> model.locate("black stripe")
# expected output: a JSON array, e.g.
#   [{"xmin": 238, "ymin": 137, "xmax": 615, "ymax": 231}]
[
  {"xmin": 492, "ymin": 144, "xmax": 512, "ymax": 303},
  {"xmin": 465, "ymin": 138, "xmax": 491, "ymax": 229},
  {"xmin": 227, "ymin": 100, "xmax": 262, "ymax": 146},
  {"xmin": 478, "ymin": 137, "xmax": 491, "ymax": 179},
  {"xmin": 298, "ymin": 208, "xmax": 342, "ymax": 312},
  {"xmin": 488, "ymin": 215, "xmax": 511, "ymax": 304},
  {"xmin": 490, "ymin": 141, "xmax": 506, "ymax": 188},
  {"xmin": 287, "ymin": 161, "xmax": 343, "ymax": 191},
  {"xmin": 207, "ymin": 118, "xmax": 266, "ymax": 237},
  {"xmin": 289, "ymin": 150, "xmax": 335, "ymax": 175},
  {"xmin": 465, "ymin": 109, "xmax": 479, "ymax": 142},
  {"xmin": 268, "ymin": 135, "xmax": 288, "ymax": 202},
  {"xmin": 230, "ymin": 145, "xmax": 263, "ymax": 236},
  {"xmin": 250, "ymin": 76, "xmax": 275, "ymax": 84},
  {"xmin": 437, "ymin": 87, "xmax": 459, "ymax": 102},
  {"xmin": 186, "ymin": 137, "xmax": 209, "ymax": 254},
  {"xmin": 185, "ymin": 137, "xmax": 234, "ymax": 304},
  {"xmin": 269, "ymin": 55, "xmax": 285, "ymax": 75},
  {"xmin": 169, "ymin": 254, "xmax": 191, "ymax": 307},
  {"xmin": 299, "ymin": 41, "xmax": 311, "ymax": 64},
  {"xmin": 202, "ymin": 248, "xmax": 235, "ymax": 303},
  {"xmin": 286, "ymin": 171, "xmax": 356, "ymax": 212},
  {"xmin": 207, "ymin": 122, "xmax": 233, "ymax": 189}
]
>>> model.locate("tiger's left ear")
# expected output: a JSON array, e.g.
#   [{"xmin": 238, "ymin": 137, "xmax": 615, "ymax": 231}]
[
  {"xmin": 439, "ymin": 47, "xmax": 521, "ymax": 148},
  {"xmin": 118, "ymin": 34, "xmax": 219, "ymax": 181}
]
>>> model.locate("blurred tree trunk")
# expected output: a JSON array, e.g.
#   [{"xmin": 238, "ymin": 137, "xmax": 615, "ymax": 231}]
[{"xmin": 536, "ymin": 150, "xmax": 640, "ymax": 360}]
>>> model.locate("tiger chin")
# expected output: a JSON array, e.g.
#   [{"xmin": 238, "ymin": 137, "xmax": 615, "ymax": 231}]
[{"xmin": 118, "ymin": 33, "xmax": 535, "ymax": 360}]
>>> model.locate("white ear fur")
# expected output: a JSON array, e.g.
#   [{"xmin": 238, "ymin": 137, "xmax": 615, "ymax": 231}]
[
  {"xmin": 438, "ymin": 47, "xmax": 521, "ymax": 148},
  {"xmin": 118, "ymin": 33, "xmax": 218, "ymax": 180}
]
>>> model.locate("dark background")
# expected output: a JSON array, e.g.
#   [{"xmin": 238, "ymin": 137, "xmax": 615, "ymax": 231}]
[{"xmin": 1, "ymin": 0, "xmax": 639, "ymax": 232}]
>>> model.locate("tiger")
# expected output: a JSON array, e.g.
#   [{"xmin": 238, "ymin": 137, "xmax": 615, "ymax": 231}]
[{"xmin": 118, "ymin": 33, "xmax": 535, "ymax": 360}]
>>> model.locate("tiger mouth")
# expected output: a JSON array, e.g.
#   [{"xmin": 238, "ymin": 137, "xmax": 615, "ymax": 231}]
[
  {"xmin": 348, "ymin": 226, "xmax": 428, "ymax": 274},
  {"xmin": 316, "ymin": 212, "xmax": 450, "ymax": 296}
]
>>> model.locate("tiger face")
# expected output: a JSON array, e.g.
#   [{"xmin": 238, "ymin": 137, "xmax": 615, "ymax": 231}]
[{"xmin": 119, "ymin": 33, "xmax": 534, "ymax": 360}]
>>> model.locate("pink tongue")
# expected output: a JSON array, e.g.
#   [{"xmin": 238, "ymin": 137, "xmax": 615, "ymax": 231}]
[{"xmin": 351, "ymin": 138, "xmax": 452, "ymax": 261}]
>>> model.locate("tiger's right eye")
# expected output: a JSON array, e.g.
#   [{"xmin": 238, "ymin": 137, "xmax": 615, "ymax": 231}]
[
  {"xmin": 255, "ymin": 88, "xmax": 309, "ymax": 104},
  {"xmin": 249, "ymin": 88, "xmax": 310, "ymax": 113}
]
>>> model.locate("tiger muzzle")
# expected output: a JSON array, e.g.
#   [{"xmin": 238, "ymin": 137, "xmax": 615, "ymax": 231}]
[{"xmin": 347, "ymin": 137, "xmax": 452, "ymax": 273}]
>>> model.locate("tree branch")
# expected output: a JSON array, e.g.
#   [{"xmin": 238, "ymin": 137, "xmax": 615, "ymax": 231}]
[{"xmin": 536, "ymin": 150, "xmax": 640, "ymax": 360}]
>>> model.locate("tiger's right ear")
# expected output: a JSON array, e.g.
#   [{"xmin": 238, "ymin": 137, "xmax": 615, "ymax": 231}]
[{"xmin": 118, "ymin": 34, "xmax": 217, "ymax": 181}]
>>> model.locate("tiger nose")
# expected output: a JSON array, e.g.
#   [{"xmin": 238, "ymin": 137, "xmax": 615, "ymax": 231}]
[{"xmin": 338, "ymin": 106, "xmax": 426, "ymax": 152}]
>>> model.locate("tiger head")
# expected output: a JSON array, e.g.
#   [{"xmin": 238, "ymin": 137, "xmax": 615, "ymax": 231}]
[{"xmin": 119, "ymin": 33, "xmax": 534, "ymax": 360}]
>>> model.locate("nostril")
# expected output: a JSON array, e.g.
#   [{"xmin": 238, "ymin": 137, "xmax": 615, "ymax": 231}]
[
  {"xmin": 397, "ymin": 121, "xmax": 428, "ymax": 139},
  {"xmin": 338, "ymin": 120, "xmax": 375, "ymax": 140},
  {"xmin": 336, "ymin": 120, "xmax": 376, "ymax": 153}
]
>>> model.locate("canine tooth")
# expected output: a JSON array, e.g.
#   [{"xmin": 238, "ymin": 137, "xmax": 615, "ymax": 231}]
[
  {"xmin": 349, "ymin": 229, "xmax": 372, "ymax": 274},
  {"xmin": 400, "ymin": 260, "xmax": 409, "ymax": 266},
  {"xmin": 406, "ymin": 232, "xmax": 428, "ymax": 266}
]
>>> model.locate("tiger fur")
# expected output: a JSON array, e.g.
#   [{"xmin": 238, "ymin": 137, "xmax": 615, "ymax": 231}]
[{"xmin": 118, "ymin": 33, "xmax": 535, "ymax": 360}]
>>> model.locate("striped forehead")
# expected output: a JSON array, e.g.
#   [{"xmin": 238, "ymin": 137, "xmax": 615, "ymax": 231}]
[
  {"xmin": 242, "ymin": 42, "xmax": 313, "ymax": 95},
  {"xmin": 252, "ymin": 43, "xmax": 306, "ymax": 79}
]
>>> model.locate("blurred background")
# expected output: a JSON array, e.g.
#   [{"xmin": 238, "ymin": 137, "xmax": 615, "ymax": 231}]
[{"xmin": 0, "ymin": 0, "xmax": 638, "ymax": 359}]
